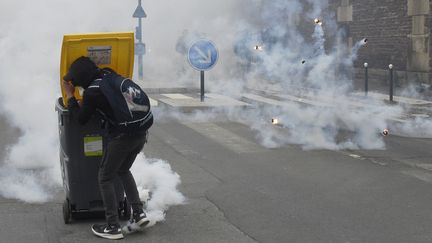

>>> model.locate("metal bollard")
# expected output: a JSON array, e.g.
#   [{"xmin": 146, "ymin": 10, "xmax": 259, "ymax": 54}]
[
  {"xmin": 389, "ymin": 64, "xmax": 394, "ymax": 102},
  {"xmin": 364, "ymin": 62, "xmax": 368, "ymax": 96}
]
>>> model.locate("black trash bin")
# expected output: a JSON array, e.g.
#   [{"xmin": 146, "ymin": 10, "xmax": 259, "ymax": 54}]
[{"xmin": 55, "ymin": 97, "xmax": 130, "ymax": 224}]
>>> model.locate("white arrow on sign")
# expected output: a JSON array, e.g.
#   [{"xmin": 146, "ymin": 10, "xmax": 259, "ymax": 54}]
[{"xmin": 194, "ymin": 46, "xmax": 212, "ymax": 64}]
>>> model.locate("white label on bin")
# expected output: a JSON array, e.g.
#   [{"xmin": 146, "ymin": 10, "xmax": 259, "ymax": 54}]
[
  {"xmin": 84, "ymin": 136, "xmax": 103, "ymax": 157},
  {"xmin": 88, "ymin": 46, "xmax": 112, "ymax": 65}
]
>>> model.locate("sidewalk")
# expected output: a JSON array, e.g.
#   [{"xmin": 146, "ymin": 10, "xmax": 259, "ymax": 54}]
[
  {"xmin": 139, "ymin": 78, "xmax": 432, "ymax": 117},
  {"xmin": 139, "ymin": 79, "xmax": 198, "ymax": 94},
  {"xmin": 149, "ymin": 92, "xmax": 250, "ymax": 112},
  {"xmin": 351, "ymin": 92, "xmax": 432, "ymax": 106},
  {"xmin": 352, "ymin": 74, "xmax": 432, "ymax": 102}
]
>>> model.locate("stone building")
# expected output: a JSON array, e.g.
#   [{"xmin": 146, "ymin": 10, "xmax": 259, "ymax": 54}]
[{"xmin": 332, "ymin": 0, "xmax": 431, "ymax": 87}]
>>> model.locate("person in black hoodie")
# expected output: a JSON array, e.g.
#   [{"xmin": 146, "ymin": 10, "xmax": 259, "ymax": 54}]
[{"xmin": 63, "ymin": 56, "xmax": 151, "ymax": 240}]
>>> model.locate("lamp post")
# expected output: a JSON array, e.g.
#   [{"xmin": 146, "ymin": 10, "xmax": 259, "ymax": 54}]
[{"xmin": 133, "ymin": 0, "xmax": 147, "ymax": 81}]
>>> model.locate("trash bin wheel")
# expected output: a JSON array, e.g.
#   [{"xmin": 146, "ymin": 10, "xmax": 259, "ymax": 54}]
[
  {"xmin": 63, "ymin": 199, "xmax": 72, "ymax": 224},
  {"xmin": 119, "ymin": 198, "xmax": 131, "ymax": 220}
]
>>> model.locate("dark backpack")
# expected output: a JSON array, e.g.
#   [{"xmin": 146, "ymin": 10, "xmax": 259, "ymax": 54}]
[{"xmin": 91, "ymin": 69, "xmax": 153, "ymax": 132}]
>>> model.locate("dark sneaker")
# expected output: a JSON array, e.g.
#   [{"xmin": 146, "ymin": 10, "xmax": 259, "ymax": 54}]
[
  {"xmin": 122, "ymin": 212, "xmax": 150, "ymax": 234},
  {"xmin": 91, "ymin": 223, "xmax": 124, "ymax": 240}
]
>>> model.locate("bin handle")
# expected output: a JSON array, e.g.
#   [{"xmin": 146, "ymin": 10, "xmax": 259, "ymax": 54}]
[{"xmin": 55, "ymin": 97, "xmax": 69, "ymax": 114}]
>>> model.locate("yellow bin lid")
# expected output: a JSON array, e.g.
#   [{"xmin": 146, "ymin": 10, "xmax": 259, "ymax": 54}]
[{"xmin": 60, "ymin": 32, "xmax": 135, "ymax": 106}]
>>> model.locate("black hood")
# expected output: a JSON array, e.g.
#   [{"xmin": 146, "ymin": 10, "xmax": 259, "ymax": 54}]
[{"xmin": 63, "ymin": 56, "xmax": 101, "ymax": 88}]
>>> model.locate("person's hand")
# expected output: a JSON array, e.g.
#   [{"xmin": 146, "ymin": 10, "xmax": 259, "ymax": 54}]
[{"xmin": 63, "ymin": 80, "xmax": 75, "ymax": 99}]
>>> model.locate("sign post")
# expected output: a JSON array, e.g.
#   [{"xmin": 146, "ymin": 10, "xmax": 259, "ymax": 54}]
[
  {"xmin": 133, "ymin": 0, "xmax": 147, "ymax": 81},
  {"xmin": 188, "ymin": 39, "xmax": 219, "ymax": 102},
  {"xmin": 200, "ymin": 71, "xmax": 205, "ymax": 102}
]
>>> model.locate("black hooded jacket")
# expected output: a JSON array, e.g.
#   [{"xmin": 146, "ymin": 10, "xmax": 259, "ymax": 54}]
[
  {"xmin": 65, "ymin": 58, "xmax": 120, "ymax": 136},
  {"xmin": 65, "ymin": 57, "xmax": 149, "ymax": 136},
  {"xmin": 68, "ymin": 78, "xmax": 149, "ymax": 137}
]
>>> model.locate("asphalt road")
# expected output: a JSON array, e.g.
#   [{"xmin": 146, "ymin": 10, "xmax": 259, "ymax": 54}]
[{"xmin": 2, "ymin": 115, "xmax": 432, "ymax": 242}]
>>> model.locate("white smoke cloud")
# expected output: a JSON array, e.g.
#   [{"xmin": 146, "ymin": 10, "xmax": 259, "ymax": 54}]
[
  {"xmin": 132, "ymin": 154, "xmax": 185, "ymax": 227},
  {"xmin": 392, "ymin": 117, "xmax": 432, "ymax": 138},
  {"xmin": 129, "ymin": 0, "xmax": 418, "ymax": 153},
  {"xmin": 141, "ymin": 0, "xmax": 249, "ymax": 83},
  {"xmin": 0, "ymin": 166, "xmax": 56, "ymax": 203},
  {"xmin": 0, "ymin": 0, "xmax": 185, "ymax": 225},
  {"xmin": 0, "ymin": 0, "xmax": 428, "ymax": 211},
  {"xmin": 305, "ymin": 0, "xmax": 329, "ymax": 19}
]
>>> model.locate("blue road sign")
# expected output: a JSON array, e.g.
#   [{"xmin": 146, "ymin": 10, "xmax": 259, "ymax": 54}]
[{"xmin": 188, "ymin": 39, "xmax": 219, "ymax": 71}]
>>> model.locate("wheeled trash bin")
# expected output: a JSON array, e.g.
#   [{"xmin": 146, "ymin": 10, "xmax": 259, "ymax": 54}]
[
  {"xmin": 56, "ymin": 32, "xmax": 135, "ymax": 224},
  {"xmin": 56, "ymin": 98, "xmax": 129, "ymax": 224}
]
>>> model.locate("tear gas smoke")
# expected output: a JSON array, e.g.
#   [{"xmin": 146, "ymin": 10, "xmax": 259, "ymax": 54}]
[
  {"xmin": 220, "ymin": 97, "xmax": 402, "ymax": 150},
  {"xmin": 306, "ymin": 0, "xmax": 329, "ymax": 20},
  {"xmin": 312, "ymin": 24, "xmax": 325, "ymax": 57},
  {"xmin": 131, "ymin": 154, "xmax": 185, "ymax": 227},
  {"xmin": 390, "ymin": 117, "xmax": 432, "ymax": 138},
  {"xmin": 347, "ymin": 38, "xmax": 369, "ymax": 64},
  {"xmin": 0, "ymin": 0, "xmax": 185, "ymax": 223},
  {"xmin": 157, "ymin": 0, "xmax": 420, "ymax": 151},
  {"xmin": 0, "ymin": 0, "xmax": 429, "ymax": 208}
]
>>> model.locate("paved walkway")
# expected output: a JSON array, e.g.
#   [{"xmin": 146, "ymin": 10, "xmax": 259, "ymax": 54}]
[{"xmin": 139, "ymin": 79, "xmax": 432, "ymax": 124}]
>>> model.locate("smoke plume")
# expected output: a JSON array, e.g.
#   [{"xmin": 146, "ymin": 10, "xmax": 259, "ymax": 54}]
[
  {"xmin": 0, "ymin": 0, "xmax": 185, "ymax": 224},
  {"xmin": 0, "ymin": 0, "xmax": 429, "ymax": 213}
]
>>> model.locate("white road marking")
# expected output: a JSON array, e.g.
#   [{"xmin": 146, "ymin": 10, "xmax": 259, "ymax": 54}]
[
  {"xmin": 182, "ymin": 122, "xmax": 262, "ymax": 153},
  {"xmin": 162, "ymin": 93, "xmax": 193, "ymax": 99}
]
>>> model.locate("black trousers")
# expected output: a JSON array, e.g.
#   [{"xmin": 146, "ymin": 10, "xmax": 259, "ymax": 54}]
[{"xmin": 99, "ymin": 131, "xmax": 146, "ymax": 225}]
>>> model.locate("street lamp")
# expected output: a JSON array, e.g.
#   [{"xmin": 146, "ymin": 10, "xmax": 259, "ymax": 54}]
[{"xmin": 133, "ymin": 0, "xmax": 147, "ymax": 81}]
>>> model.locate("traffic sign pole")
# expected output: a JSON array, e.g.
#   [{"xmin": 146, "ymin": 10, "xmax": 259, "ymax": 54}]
[
  {"xmin": 201, "ymin": 71, "xmax": 205, "ymax": 102},
  {"xmin": 133, "ymin": 0, "xmax": 147, "ymax": 81}
]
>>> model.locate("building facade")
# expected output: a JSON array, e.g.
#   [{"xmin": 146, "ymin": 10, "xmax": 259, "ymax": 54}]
[{"xmin": 333, "ymin": 0, "xmax": 431, "ymax": 86}]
